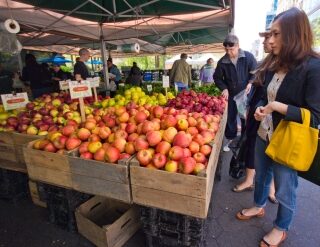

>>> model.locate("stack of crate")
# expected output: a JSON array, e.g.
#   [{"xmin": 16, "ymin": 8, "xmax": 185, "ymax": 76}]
[
  {"xmin": 140, "ymin": 206, "xmax": 207, "ymax": 247},
  {"xmin": 43, "ymin": 184, "xmax": 91, "ymax": 232},
  {"xmin": 0, "ymin": 168, "xmax": 28, "ymax": 200}
]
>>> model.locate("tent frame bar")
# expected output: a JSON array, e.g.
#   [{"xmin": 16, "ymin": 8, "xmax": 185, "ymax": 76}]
[{"xmin": 167, "ymin": 0, "xmax": 222, "ymax": 10}]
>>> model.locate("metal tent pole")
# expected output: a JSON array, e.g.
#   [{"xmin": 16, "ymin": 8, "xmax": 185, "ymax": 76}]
[{"xmin": 100, "ymin": 24, "xmax": 109, "ymax": 95}]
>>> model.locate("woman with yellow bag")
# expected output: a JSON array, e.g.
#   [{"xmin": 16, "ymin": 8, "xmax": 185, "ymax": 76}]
[{"xmin": 235, "ymin": 7, "xmax": 320, "ymax": 247}]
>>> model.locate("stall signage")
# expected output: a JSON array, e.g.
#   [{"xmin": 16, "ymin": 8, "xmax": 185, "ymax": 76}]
[
  {"xmin": 1, "ymin": 93, "xmax": 29, "ymax": 111},
  {"xmin": 88, "ymin": 77, "xmax": 100, "ymax": 88},
  {"xmin": 59, "ymin": 80, "xmax": 69, "ymax": 90},
  {"xmin": 147, "ymin": 85, "xmax": 153, "ymax": 92},
  {"xmin": 69, "ymin": 81, "xmax": 92, "ymax": 99},
  {"xmin": 162, "ymin": 75, "xmax": 170, "ymax": 88}
]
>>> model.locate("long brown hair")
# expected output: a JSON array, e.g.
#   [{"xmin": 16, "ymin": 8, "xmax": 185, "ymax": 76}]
[{"xmin": 254, "ymin": 7, "xmax": 319, "ymax": 85}]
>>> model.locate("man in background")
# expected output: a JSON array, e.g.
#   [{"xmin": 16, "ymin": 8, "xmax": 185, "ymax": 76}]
[
  {"xmin": 169, "ymin": 53, "xmax": 192, "ymax": 88},
  {"xmin": 213, "ymin": 34, "xmax": 257, "ymax": 152},
  {"xmin": 0, "ymin": 63, "xmax": 14, "ymax": 94},
  {"xmin": 199, "ymin": 58, "xmax": 215, "ymax": 85},
  {"xmin": 74, "ymin": 48, "xmax": 90, "ymax": 81}
]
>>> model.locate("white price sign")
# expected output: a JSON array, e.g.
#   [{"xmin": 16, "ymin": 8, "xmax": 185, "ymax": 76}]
[
  {"xmin": 1, "ymin": 93, "xmax": 29, "ymax": 111},
  {"xmin": 59, "ymin": 80, "xmax": 69, "ymax": 90},
  {"xmin": 162, "ymin": 75, "xmax": 170, "ymax": 88},
  {"xmin": 147, "ymin": 85, "xmax": 152, "ymax": 92},
  {"xmin": 88, "ymin": 77, "xmax": 100, "ymax": 88},
  {"xmin": 69, "ymin": 81, "xmax": 92, "ymax": 99}
]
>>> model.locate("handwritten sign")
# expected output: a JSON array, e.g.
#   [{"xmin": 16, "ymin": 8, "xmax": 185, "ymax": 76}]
[
  {"xmin": 162, "ymin": 75, "xmax": 170, "ymax": 88},
  {"xmin": 69, "ymin": 81, "xmax": 92, "ymax": 99},
  {"xmin": 1, "ymin": 93, "xmax": 29, "ymax": 111},
  {"xmin": 88, "ymin": 77, "xmax": 100, "ymax": 88},
  {"xmin": 59, "ymin": 80, "xmax": 69, "ymax": 90}
]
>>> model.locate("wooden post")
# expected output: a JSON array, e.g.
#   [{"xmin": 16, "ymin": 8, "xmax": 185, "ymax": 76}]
[
  {"xmin": 78, "ymin": 97, "xmax": 86, "ymax": 123},
  {"xmin": 93, "ymin": 87, "xmax": 98, "ymax": 102}
]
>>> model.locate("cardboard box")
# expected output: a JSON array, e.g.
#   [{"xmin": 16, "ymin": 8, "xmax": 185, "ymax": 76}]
[{"xmin": 75, "ymin": 196, "xmax": 141, "ymax": 247}]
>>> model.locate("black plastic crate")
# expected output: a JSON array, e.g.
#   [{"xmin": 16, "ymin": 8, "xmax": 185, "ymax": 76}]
[
  {"xmin": 145, "ymin": 233, "xmax": 205, "ymax": 247},
  {"xmin": 43, "ymin": 184, "xmax": 91, "ymax": 232},
  {"xmin": 0, "ymin": 168, "xmax": 28, "ymax": 200}
]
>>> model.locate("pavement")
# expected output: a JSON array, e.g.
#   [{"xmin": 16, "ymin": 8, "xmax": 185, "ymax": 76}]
[{"xmin": 1, "ymin": 149, "xmax": 320, "ymax": 247}]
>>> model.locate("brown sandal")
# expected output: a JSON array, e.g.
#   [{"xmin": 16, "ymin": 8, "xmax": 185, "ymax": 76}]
[
  {"xmin": 236, "ymin": 208, "xmax": 265, "ymax": 220},
  {"xmin": 232, "ymin": 184, "xmax": 254, "ymax": 193},
  {"xmin": 260, "ymin": 231, "xmax": 287, "ymax": 247}
]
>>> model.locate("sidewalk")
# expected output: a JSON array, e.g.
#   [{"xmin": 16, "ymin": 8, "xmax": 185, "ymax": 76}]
[{"xmin": 0, "ymin": 151, "xmax": 319, "ymax": 247}]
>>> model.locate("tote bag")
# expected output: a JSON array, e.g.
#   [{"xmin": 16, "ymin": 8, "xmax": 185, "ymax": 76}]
[{"xmin": 265, "ymin": 108, "xmax": 319, "ymax": 171}]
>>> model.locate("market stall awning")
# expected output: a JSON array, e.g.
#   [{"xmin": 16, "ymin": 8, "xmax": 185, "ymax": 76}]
[{"xmin": 0, "ymin": 0, "xmax": 234, "ymax": 54}]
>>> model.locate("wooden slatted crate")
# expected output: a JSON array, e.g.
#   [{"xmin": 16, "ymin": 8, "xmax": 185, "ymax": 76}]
[
  {"xmin": 75, "ymin": 196, "xmax": 141, "ymax": 247},
  {"xmin": 130, "ymin": 110, "xmax": 227, "ymax": 218},
  {"xmin": 0, "ymin": 132, "xmax": 42, "ymax": 173},
  {"xmin": 23, "ymin": 140, "xmax": 74, "ymax": 189},
  {"xmin": 68, "ymin": 153, "xmax": 133, "ymax": 203},
  {"xmin": 28, "ymin": 180, "xmax": 47, "ymax": 208}
]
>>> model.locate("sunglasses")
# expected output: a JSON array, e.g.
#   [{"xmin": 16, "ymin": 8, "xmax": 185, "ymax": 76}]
[{"xmin": 223, "ymin": 42, "xmax": 235, "ymax": 47}]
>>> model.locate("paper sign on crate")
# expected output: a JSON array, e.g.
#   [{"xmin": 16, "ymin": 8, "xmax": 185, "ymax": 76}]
[
  {"xmin": 69, "ymin": 81, "xmax": 92, "ymax": 99},
  {"xmin": 59, "ymin": 80, "xmax": 69, "ymax": 90},
  {"xmin": 1, "ymin": 93, "xmax": 29, "ymax": 111},
  {"xmin": 162, "ymin": 75, "xmax": 170, "ymax": 88},
  {"xmin": 88, "ymin": 77, "xmax": 100, "ymax": 88}
]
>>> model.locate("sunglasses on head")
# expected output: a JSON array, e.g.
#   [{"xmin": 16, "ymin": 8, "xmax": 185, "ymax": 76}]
[{"xmin": 223, "ymin": 42, "xmax": 235, "ymax": 47}]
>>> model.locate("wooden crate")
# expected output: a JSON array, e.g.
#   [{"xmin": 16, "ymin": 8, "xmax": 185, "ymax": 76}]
[
  {"xmin": 28, "ymin": 180, "xmax": 47, "ymax": 208},
  {"xmin": 0, "ymin": 132, "xmax": 42, "ymax": 173},
  {"xmin": 23, "ymin": 140, "xmax": 74, "ymax": 189},
  {"xmin": 130, "ymin": 110, "xmax": 227, "ymax": 218},
  {"xmin": 75, "ymin": 196, "xmax": 141, "ymax": 247},
  {"xmin": 0, "ymin": 132, "xmax": 18, "ymax": 170},
  {"xmin": 69, "ymin": 153, "xmax": 133, "ymax": 203}
]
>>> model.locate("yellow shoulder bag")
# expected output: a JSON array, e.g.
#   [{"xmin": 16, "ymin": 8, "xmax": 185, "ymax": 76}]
[{"xmin": 265, "ymin": 108, "xmax": 319, "ymax": 171}]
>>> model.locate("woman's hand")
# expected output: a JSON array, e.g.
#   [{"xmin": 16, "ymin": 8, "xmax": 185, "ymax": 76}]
[{"xmin": 254, "ymin": 106, "xmax": 266, "ymax": 121}]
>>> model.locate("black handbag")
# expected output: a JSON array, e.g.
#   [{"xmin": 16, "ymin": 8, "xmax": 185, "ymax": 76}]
[{"xmin": 299, "ymin": 139, "xmax": 320, "ymax": 186}]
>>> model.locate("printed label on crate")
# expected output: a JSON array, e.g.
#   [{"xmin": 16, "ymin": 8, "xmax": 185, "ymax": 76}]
[
  {"xmin": 69, "ymin": 81, "xmax": 92, "ymax": 99},
  {"xmin": 88, "ymin": 77, "xmax": 100, "ymax": 88},
  {"xmin": 59, "ymin": 80, "xmax": 69, "ymax": 90},
  {"xmin": 147, "ymin": 85, "xmax": 153, "ymax": 92},
  {"xmin": 1, "ymin": 93, "xmax": 29, "ymax": 111},
  {"xmin": 162, "ymin": 75, "xmax": 170, "ymax": 88}
]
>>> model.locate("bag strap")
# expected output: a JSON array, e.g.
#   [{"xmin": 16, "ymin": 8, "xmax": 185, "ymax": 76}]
[{"xmin": 301, "ymin": 108, "xmax": 311, "ymax": 127}]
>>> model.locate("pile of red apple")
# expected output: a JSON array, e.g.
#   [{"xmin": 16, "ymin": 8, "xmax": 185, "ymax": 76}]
[
  {"xmin": 167, "ymin": 90, "xmax": 226, "ymax": 116},
  {"xmin": 31, "ymin": 101, "xmax": 224, "ymax": 175}
]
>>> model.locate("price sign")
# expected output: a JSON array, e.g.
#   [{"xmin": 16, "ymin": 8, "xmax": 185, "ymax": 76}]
[
  {"xmin": 147, "ymin": 85, "xmax": 153, "ymax": 92},
  {"xmin": 162, "ymin": 75, "xmax": 170, "ymax": 88},
  {"xmin": 88, "ymin": 77, "xmax": 100, "ymax": 88},
  {"xmin": 59, "ymin": 80, "xmax": 69, "ymax": 90},
  {"xmin": 1, "ymin": 93, "xmax": 29, "ymax": 111},
  {"xmin": 69, "ymin": 81, "xmax": 92, "ymax": 99}
]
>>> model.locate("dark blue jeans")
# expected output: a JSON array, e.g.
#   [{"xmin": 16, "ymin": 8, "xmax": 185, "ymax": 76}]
[
  {"xmin": 254, "ymin": 136, "xmax": 298, "ymax": 231},
  {"xmin": 225, "ymin": 98, "xmax": 245, "ymax": 139}
]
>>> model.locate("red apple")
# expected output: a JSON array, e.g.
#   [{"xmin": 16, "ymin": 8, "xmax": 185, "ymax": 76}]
[
  {"xmin": 152, "ymin": 153, "xmax": 167, "ymax": 169},
  {"xmin": 189, "ymin": 141, "xmax": 200, "ymax": 154},
  {"xmin": 66, "ymin": 137, "xmax": 81, "ymax": 150},
  {"xmin": 200, "ymin": 144, "xmax": 212, "ymax": 156},
  {"xmin": 183, "ymin": 148, "xmax": 192, "ymax": 158},
  {"xmin": 125, "ymin": 142, "xmax": 136, "ymax": 155},
  {"xmin": 44, "ymin": 142, "xmax": 57, "ymax": 153},
  {"xmin": 193, "ymin": 152, "xmax": 206, "ymax": 163},
  {"xmin": 168, "ymin": 146, "xmax": 184, "ymax": 161},
  {"xmin": 135, "ymin": 111, "xmax": 148, "ymax": 124},
  {"xmin": 155, "ymin": 141, "xmax": 171, "ymax": 155},
  {"xmin": 105, "ymin": 146, "xmax": 120, "ymax": 163},
  {"xmin": 79, "ymin": 142, "xmax": 89, "ymax": 154},
  {"xmin": 179, "ymin": 157, "xmax": 197, "ymax": 174},
  {"xmin": 173, "ymin": 132, "xmax": 192, "ymax": 148},
  {"xmin": 53, "ymin": 135, "xmax": 68, "ymax": 149},
  {"xmin": 153, "ymin": 106, "xmax": 164, "ymax": 118},
  {"xmin": 112, "ymin": 138, "xmax": 127, "ymax": 153},
  {"xmin": 93, "ymin": 147, "xmax": 106, "ymax": 161},
  {"xmin": 193, "ymin": 163, "xmax": 206, "ymax": 175},
  {"xmin": 146, "ymin": 130, "xmax": 162, "ymax": 147},
  {"xmin": 134, "ymin": 137, "xmax": 149, "ymax": 151},
  {"xmin": 119, "ymin": 153, "xmax": 131, "ymax": 160},
  {"xmin": 80, "ymin": 151, "xmax": 93, "ymax": 160},
  {"xmin": 98, "ymin": 126, "xmax": 111, "ymax": 140},
  {"xmin": 137, "ymin": 149, "xmax": 153, "ymax": 166},
  {"xmin": 128, "ymin": 133, "xmax": 139, "ymax": 142},
  {"xmin": 162, "ymin": 127, "xmax": 178, "ymax": 143},
  {"xmin": 125, "ymin": 123, "xmax": 137, "ymax": 134},
  {"xmin": 62, "ymin": 125, "xmax": 76, "ymax": 137}
]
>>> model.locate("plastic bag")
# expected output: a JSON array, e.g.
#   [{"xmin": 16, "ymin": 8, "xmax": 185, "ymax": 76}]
[{"xmin": 233, "ymin": 89, "xmax": 248, "ymax": 119}]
